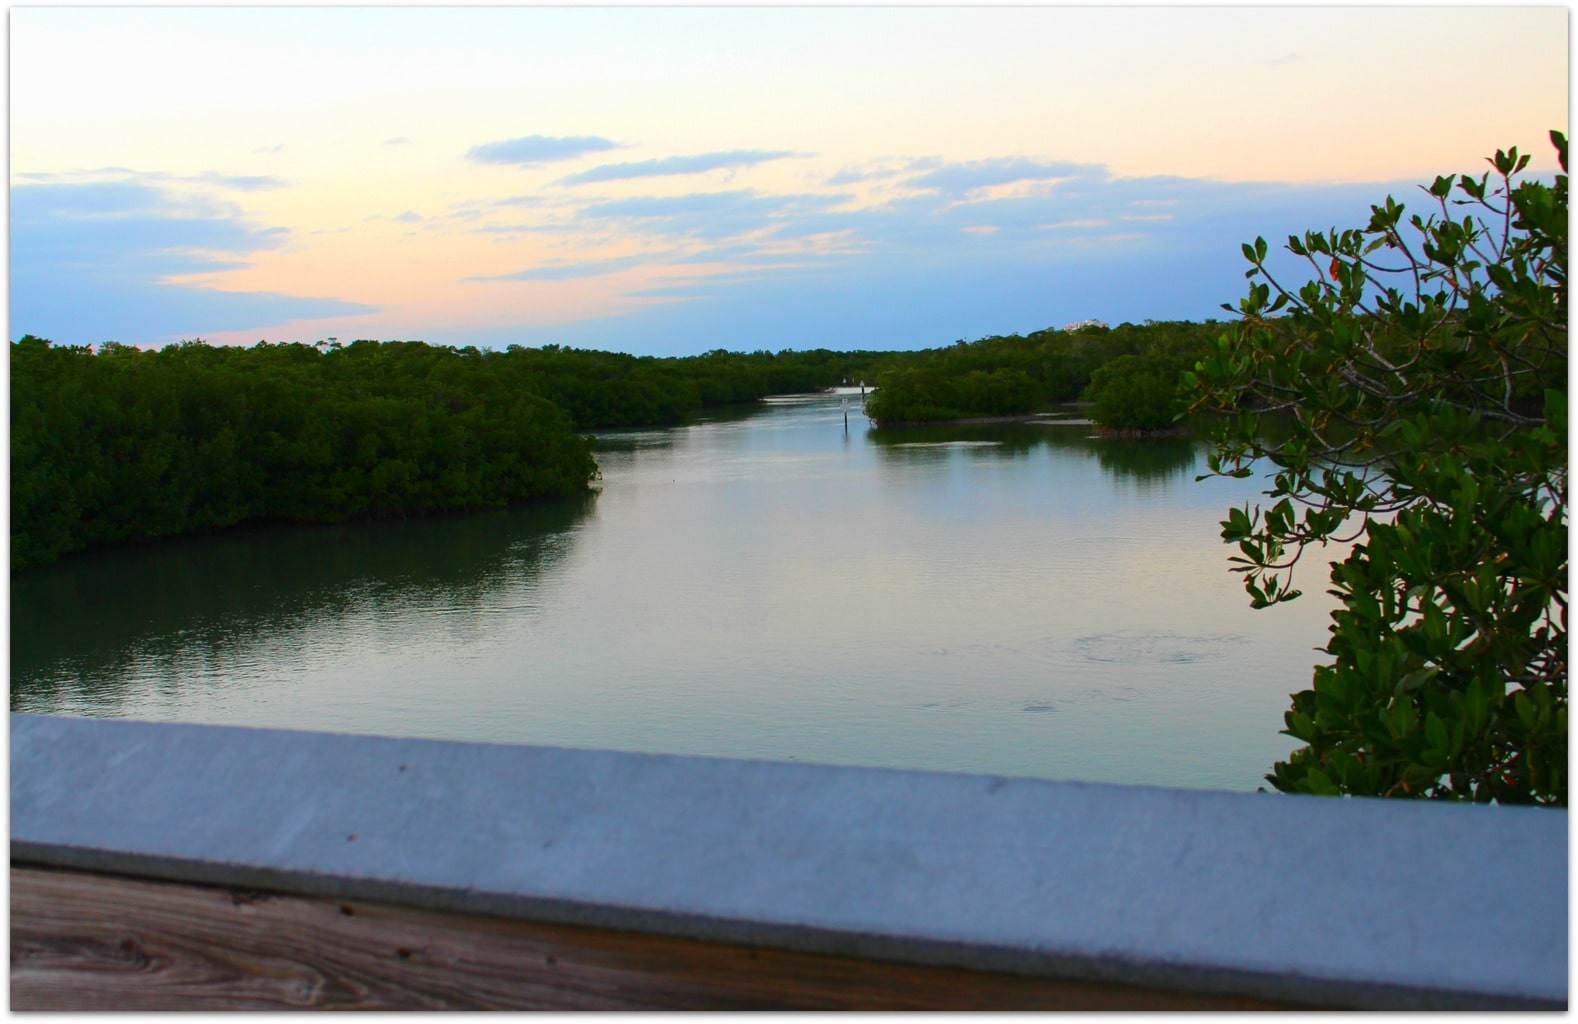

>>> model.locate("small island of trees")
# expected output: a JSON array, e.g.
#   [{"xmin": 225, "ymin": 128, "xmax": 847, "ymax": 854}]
[{"xmin": 862, "ymin": 319, "xmax": 1217, "ymax": 432}]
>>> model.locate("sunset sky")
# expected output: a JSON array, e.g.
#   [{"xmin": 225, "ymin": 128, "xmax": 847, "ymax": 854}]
[{"xmin": 10, "ymin": 5, "xmax": 1569, "ymax": 356}]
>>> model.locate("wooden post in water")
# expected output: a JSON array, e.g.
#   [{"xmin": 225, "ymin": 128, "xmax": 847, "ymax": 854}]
[{"xmin": 842, "ymin": 397, "xmax": 849, "ymax": 433}]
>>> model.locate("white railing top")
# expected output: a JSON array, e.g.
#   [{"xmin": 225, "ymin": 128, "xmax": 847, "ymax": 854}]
[{"xmin": 9, "ymin": 713, "xmax": 1567, "ymax": 1008}]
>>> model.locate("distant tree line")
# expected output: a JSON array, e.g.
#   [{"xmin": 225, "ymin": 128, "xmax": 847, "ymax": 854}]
[
  {"xmin": 863, "ymin": 320, "xmax": 1222, "ymax": 430},
  {"xmin": 10, "ymin": 336, "xmax": 910, "ymax": 570},
  {"xmin": 501, "ymin": 343, "xmax": 908, "ymax": 428}
]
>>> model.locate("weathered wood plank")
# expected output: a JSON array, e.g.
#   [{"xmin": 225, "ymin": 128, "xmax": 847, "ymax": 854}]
[
  {"xmin": 11, "ymin": 865, "xmax": 1302, "ymax": 1010},
  {"xmin": 15, "ymin": 715, "xmax": 1566, "ymax": 1008}
]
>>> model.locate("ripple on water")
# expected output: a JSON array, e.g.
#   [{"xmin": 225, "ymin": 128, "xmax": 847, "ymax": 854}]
[
  {"xmin": 911, "ymin": 697, "xmax": 972, "ymax": 712},
  {"xmin": 1072, "ymin": 630, "xmax": 1249, "ymax": 665}
]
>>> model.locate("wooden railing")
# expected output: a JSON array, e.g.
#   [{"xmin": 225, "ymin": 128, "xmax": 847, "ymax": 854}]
[{"xmin": 10, "ymin": 714, "xmax": 1568, "ymax": 1009}]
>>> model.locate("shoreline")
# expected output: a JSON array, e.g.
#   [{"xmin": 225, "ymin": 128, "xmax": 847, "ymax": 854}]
[
  {"xmin": 869, "ymin": 413, "xmax": 1091, "ymax": 428},
  {"xmin": 871, "ymin": 412, "xmax": 1193, "ymax": 437},
  {"xmin": 1091, "ymin": 424, "xmax": 1194, "ymax": 438}
]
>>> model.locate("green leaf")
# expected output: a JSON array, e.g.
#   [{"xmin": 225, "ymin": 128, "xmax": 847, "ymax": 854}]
[
  {"xmin": 1207, "ymin": 134, "xmax": 1567, "ymax": 806},
  {"xmin": 1304, "ymin": 768, "xmax": 1340, "ymax": 796}
]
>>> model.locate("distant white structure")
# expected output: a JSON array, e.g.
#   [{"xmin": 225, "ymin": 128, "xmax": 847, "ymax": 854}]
[{"xmin": 1062, "ymin": 318, "xmax": 1109, "ymax": 332}]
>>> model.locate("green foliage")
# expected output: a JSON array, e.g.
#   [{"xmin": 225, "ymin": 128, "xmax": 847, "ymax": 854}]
[
  {"xmin": 502, "ymin": 344, "xmax": 909, "ymax": 428},
  {"xmin": 866, "ymin": 320, "xmax": 1218, "ymax": 426},
  {"xmin": 866, "ymin": 365, "xmax": 1039, "ymax": 423},
  {"xmin": 865, "ymin": 328, "xmax": 1070, "ymax": 423},
  {"xmin": 1187, "ymin": 133, "xmax": 1568, "ymax": 804},
  {"xmin": 11, "ymin": 338, "xmax": 598, "ymax": 570},
  {"xmin": 10, "ymin": 336, "xmax": 911, "ymax": 569},
  {"xmin": 1083, "ymin": 352, "xmax": 1190, "ymax": 432}
]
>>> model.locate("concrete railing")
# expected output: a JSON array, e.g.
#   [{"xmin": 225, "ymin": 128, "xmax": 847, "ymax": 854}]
[{"xmin": 9, "ymin": 713, "xmax": 1568, "ymax": 1009}]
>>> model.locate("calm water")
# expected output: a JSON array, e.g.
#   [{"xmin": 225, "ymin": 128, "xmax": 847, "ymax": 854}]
[{"xmin": 11, "ymin": 391, "xmax": 1342, "ymax": 790}]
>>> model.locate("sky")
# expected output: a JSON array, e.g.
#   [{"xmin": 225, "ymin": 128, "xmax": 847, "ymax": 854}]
[{"xmin": 9, "ymin": 5, "xmax": 1570, "ymax": 357}]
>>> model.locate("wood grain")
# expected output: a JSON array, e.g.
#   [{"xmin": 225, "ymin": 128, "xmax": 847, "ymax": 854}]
[{"xmin": 11, "ymin": 865, "xmax": 1304, "ymax": 1010}]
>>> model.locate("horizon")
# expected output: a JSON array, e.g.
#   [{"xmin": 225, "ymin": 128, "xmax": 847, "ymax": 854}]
[{"xmin": 10, "ymin": 6, "xmax": 1569, "ymax": 357}]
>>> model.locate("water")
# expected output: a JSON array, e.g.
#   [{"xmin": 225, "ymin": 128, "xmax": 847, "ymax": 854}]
[{"xmin": 11, "ymin": 391, "xmax": 1342, "ymax": 790}]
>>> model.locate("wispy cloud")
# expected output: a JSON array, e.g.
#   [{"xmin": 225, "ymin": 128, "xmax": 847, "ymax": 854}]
[
  {"xmin": 199, "ymin": 171, "xmax": 288, "ymax": 191},
  {"xmin": 473, "ymin": 223, "xmax": 547, "ymax": 236},
  {"xmin": 666, "ymin": 245, "xmax": 795, "ymax": 266},
  {"xmin": 14, "ymin": 180, "xmax": 286, "ymax": 270},
  {"xmin": 826, "ymin": 167, "xmax": 899, "ymax": 187},
  {"xmin": 488, "ymin": 195, "xmax": 548, "ymax": 209},
  {"xmin": 17, "ymin": 167, "xmax": 290, "ymax": 192},
  {"xmin": 453, "ymin": 160, "xmax": 1409, "ymax": 355},
  {"xmin": 575, "ymin": 189, "xmax": 851, "ymax": 242},
  {"xmin": 362, "ymin": 210, "xmax": 422, "ymax": 224},
  {"xmin": 466, "ymin": 134, "xmax": 621, "ymax": 167},
  {"xmin": 467, "ymin": 255, "xmax": 649, "ymax": 283},
  {"xmin": 439, "ymin": 155, "xmax": 1413, "ymax": 350},
  {"xmin": 558, "ymin": 149, "xmax": 798, "ymax": 185},
  {"xmin": 825, "ymin": 157, "xmax": 936, "ymax": 186},
  {"xmin": 436, "ymin": 195, "xmax": 553, "ymax": 227},
  {"xmin": 11, "ymin": 177, "xmax": 375, "ymax": 344},
  {"xmin": 902, "ymin": 157, "xmax": 1101, "ymax": 198}
]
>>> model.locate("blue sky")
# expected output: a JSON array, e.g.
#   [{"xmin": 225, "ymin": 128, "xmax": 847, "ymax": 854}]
[{"xmin": 9, "ymin": 6, "xmax": 1569, "ymax": 355}]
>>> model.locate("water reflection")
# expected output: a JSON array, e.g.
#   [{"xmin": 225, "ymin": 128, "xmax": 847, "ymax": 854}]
[
  {"xmin": 590, "ymin": 428, "xmax": 678, "ymax": 454},
  {"xmin": 867, "ymin": 418, "xmax": 1203, "ymax": 486},
  {"xmin": 11, "ymin": 495, "xmax": 594, "ymax": 715},
  {"xmin": 866, "ymin": 421, "xmax": 1048, "ymax": 458},
  {"xmin": 10, "ymin": 393, "xmax": 1331, "ymax": 791},
  {"xmin": 1088, "ymin": 437, "xmax": 1199, "ymax": 485}
]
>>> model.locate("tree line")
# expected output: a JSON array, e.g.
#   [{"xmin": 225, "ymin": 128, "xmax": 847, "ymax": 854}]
[
  {"xmin": 10, "ymin": 337, "xmax": 916, "ymax": 570},
  {"xmin": 7, "ymin": 321, "xmax": 1259, "ymax": 571},
  {"xmin": 863, "ymin": 319, "xmax": 1223, "ymax": 430}
]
